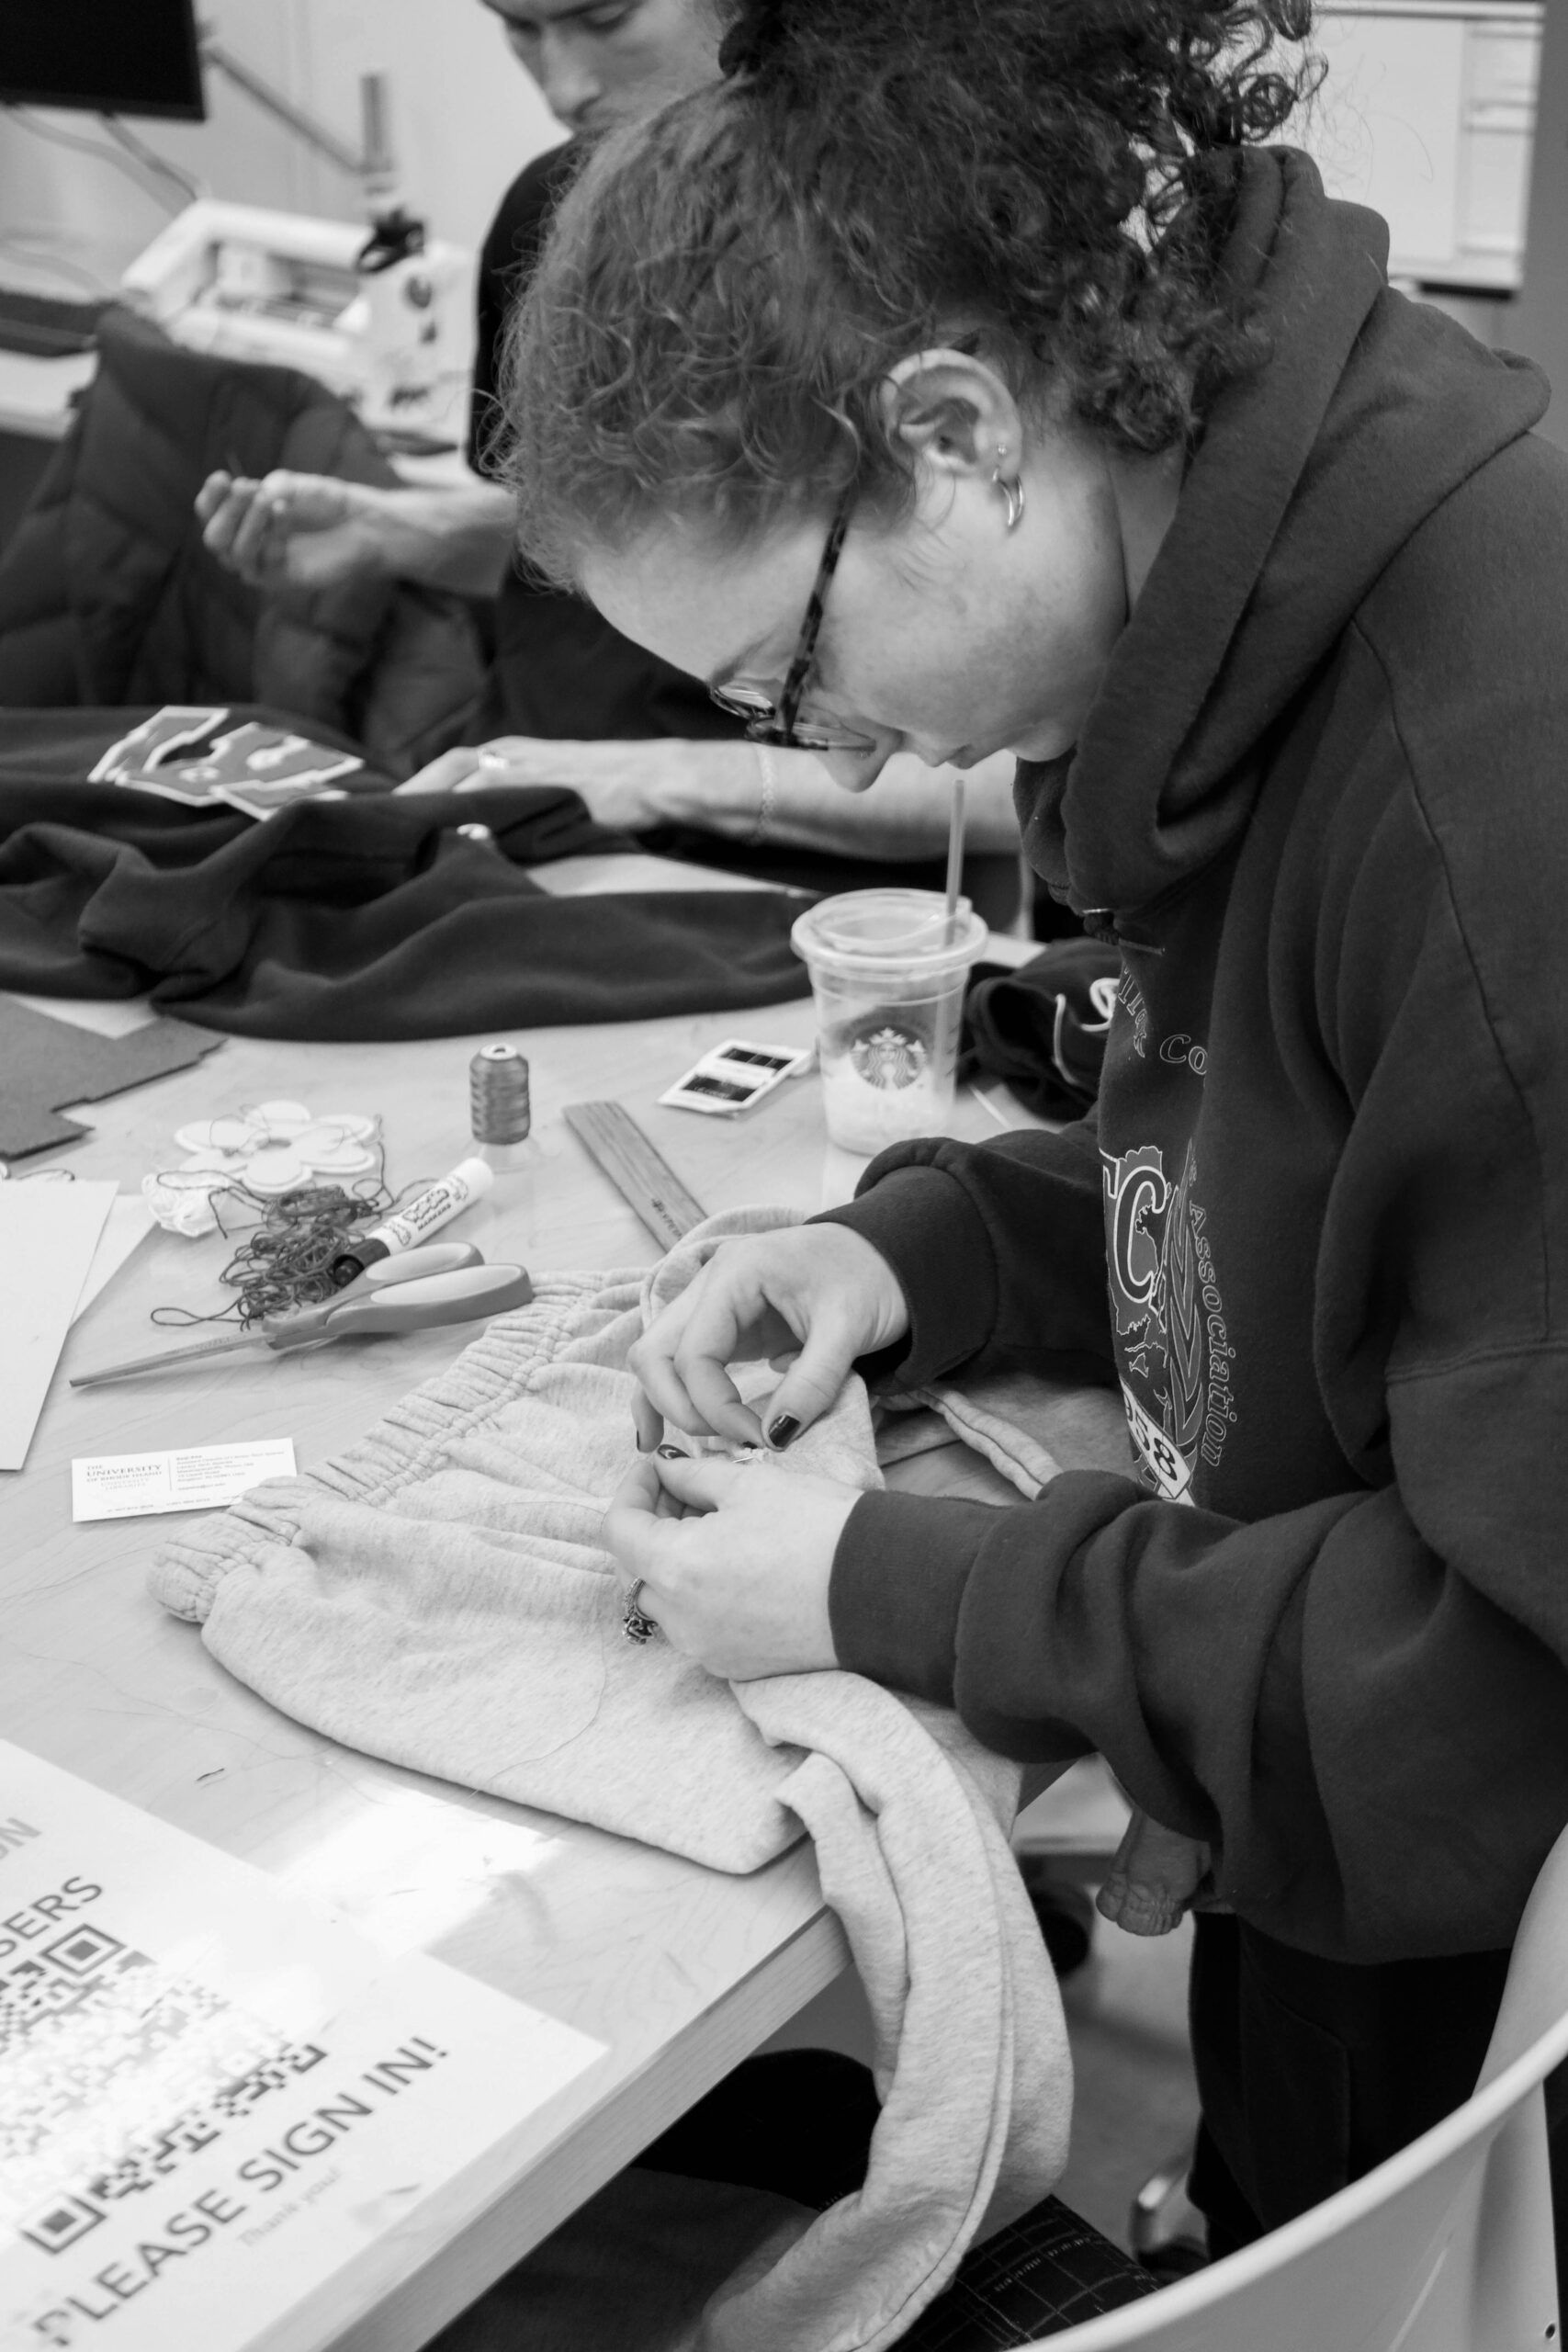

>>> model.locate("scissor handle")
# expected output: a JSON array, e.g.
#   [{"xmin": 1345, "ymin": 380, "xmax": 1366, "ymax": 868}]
[
  {"xmin": 277, "ymin": 1261, "xmax": 533, "ymax": 1346},
  {"xmin": 332, "ymin": 1240, "xmax": 482, "ymax": 1303}
]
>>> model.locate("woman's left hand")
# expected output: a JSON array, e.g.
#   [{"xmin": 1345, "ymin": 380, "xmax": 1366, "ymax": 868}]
[
  {"xmin": 394, "ymin": 736, "xmax": 705, "ymax": 831},
  {"xmin": 601, "ymin": 1450, "xmax": 858, "ymax": 1681}
]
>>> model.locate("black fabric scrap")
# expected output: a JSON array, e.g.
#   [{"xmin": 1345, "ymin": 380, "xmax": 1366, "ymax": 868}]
[
  {"xmin": 960, "ymin": 939, "xmax": 1122, "ymax": 1118},
  {"xmin": 0, "ymin": 712, "xmax": 815, "ymax": 1041}
]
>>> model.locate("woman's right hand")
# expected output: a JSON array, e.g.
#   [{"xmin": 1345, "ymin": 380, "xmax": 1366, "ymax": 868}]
[{"xmin": 629, "ymin": 1224, "xmax": 910, "ymax": 1451}]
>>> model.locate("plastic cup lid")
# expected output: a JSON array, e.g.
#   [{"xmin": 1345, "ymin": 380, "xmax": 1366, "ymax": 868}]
[{"xmin": 791, "ymin": 888, "xmax": 988, "ymax": 978}]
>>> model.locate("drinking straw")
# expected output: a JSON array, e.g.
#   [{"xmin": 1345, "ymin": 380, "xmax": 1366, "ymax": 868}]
[{"xmin": 943, "ymin": 774, "xmax": 966, "ymax": 942}]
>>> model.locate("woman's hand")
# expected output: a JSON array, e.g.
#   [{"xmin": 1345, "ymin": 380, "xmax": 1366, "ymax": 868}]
[
  {"xmin": 392, "ymin": 736, "xmax": 771, "ymax": 846},
  {"xmin": 627, "ymin": 1224, "xmax": 910, "ymax": 1451},
  {"xmin": 393, "ymin": 737, "xmax": 658, "ymax": 828},
  {"xmin": 601, "ymin": 1451, "xmax": 855, "ymax": 1681},
  {"xmin": 392, "ymin": 745, "xmax": 495, "ymax": 797}
]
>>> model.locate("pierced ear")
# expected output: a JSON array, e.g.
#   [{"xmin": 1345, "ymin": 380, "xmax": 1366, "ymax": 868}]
[{"xmin": 877, "ymin": 349, "xmax": 1024, "ymax": 483}]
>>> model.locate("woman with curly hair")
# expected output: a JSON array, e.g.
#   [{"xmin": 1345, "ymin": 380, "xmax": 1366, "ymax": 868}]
[{"xmin": 507, "ymin": 0, "xmax": 1568, "ymax": 2282}]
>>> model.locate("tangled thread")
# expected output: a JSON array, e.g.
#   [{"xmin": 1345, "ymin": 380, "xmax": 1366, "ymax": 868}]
[{"xmin": 152, "ymin": 1180, "xmax": 393, "ymax": 1330}]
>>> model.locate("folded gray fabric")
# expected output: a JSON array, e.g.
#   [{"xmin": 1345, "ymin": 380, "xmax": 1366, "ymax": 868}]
[
  {"xmin": 877, "ymin": 1371, "xmax": 1217, "ymax": 1947},
  {"xmin": 149, "ymin": 1210, "xmax": 1071, "ymax": 2352},
  {"xmin": 877, "ymin": 1367, "xmax": 1130, "ymax": 1493}
]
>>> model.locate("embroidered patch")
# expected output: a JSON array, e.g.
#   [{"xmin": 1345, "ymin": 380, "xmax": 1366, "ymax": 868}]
[{"xmin": 90, "ymin": 707, "xmax": 363, "ymax": 819}]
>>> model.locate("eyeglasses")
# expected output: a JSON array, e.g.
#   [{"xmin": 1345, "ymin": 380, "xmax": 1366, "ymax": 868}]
[{"xmin": 709, "ymin": 492, "xmax": 873, "ymax": 754}]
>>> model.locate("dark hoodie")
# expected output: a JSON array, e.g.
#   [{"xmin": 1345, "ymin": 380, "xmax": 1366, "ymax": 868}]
[{"xmin": 822, "ymin": 149, "xmax": 1568, "ymax": 1965}]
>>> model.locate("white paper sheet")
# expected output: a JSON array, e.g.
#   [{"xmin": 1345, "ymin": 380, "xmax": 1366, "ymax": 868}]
[
  {"xmin": 0, "ymin": 1741, "xmax": 606, "ymax": 2352},
  {"xmin": 2, "ymin": 996, "xmax": 157, "ymax": 1042},
  {"xmin": 71, "ymin": 1441, "xmax": 299, "ymax": 1523},
  {"xmin": 0, "ymin": 1183, "xmax": 118, "ymax": 1473},
  {"xmin": 69, "ymin": 1197, "xmax": 156, "ymax": 1326}
]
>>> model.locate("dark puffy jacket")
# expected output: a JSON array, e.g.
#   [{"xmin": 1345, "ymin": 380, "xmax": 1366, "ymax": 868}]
[{"xmin": 0, "ymin": 308, "xmax": 484, "ymax": 778}]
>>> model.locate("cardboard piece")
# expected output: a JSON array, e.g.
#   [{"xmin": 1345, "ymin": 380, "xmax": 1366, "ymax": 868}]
[
  {"xmin": 0, "ymin": 1000, "xmax": 223, "ymax": 1160},
  {"xmin": 0, "ymin": 1181, "xmax": 118, "ymax": 1471}
]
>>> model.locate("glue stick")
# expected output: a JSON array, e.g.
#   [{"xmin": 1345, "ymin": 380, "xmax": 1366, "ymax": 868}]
[{"xmin": 329, "ymin": 1157, "xmax": 492, "ymax": 1284}]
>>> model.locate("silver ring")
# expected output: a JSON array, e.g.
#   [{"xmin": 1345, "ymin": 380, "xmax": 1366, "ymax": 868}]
[{"xmin": 622, "ymin": 1578, "xmax": 660, "ymax": 1645}]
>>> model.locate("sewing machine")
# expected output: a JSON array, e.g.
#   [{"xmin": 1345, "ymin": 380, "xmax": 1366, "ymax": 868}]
[{"xmin": 120, "ymin": 198, "xmax": 473, "ymax": 439}]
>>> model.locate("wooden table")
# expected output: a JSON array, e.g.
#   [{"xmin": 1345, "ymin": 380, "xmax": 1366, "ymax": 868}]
[{"xmin": 0, "ymin": 912, "xmax": 1035, "ymax": 2352}]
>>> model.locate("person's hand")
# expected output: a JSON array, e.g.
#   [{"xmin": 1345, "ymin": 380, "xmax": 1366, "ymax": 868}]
[
  {"xmin": 392, "ymin": 745, "xmax": 491, "ymax": 796},
  {"xmin": 601, "ymin": 1450, "xmax": 854, "ymax": 1680},
  {"xmin": 395, "ymin": 735, "xmax": 693, "ymax": 831},
  {"xmin": 627, "ymin": 1224, "xmax": 910, "ymax": 1451},
  {"xmin": 196, "ymin": 469, "xmax": 387, "ymax": 590}
]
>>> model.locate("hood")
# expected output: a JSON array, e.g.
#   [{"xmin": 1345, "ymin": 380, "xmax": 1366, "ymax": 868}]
[{"xmin": 1017, "ymin": 146, "xmax": 1549, "ymax": 919}]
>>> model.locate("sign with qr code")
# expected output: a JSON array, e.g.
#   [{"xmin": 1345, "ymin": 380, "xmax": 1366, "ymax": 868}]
[{"xmin": 0, "ymin": 1744, "xmax": 606, "ymax": 2352}]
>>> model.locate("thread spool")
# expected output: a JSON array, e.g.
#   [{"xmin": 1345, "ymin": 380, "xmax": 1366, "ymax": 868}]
[{"xmin": 470, "ymin": 1042, "xmax": 532, "ymax": 1171}]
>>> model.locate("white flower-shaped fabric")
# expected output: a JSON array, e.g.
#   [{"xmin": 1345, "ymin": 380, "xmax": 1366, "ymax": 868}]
[{"xmin": 145, "ymin": 1101, "xmax": 378, "ymax": 1234}]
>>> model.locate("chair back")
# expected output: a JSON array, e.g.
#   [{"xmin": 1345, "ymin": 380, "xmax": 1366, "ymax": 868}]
[{"xmin": 1040, "ymin": 1822, "xmax": 1568, "ymax": 2350}]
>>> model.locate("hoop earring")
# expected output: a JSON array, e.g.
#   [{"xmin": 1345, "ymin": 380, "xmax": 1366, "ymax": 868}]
[{"xmin": 991, "ymin": 445, "xmax": 1025, "ymax": 532}]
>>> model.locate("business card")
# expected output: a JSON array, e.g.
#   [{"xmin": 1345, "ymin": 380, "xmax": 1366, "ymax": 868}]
[{"xmin": 72, "ymin": 1439, "xmax": 297, "ymax": 1523}]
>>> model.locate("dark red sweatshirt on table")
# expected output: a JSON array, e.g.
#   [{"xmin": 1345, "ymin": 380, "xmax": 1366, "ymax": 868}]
[{"xmin": 823, "ymin": 147, "xmax": 1568, "ymax": 1965}]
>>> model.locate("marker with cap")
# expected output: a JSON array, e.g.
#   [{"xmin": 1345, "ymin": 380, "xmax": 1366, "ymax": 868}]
[{"xmin": 330, "ymin": 1156, "xmax": 492, "ymax": 1284}]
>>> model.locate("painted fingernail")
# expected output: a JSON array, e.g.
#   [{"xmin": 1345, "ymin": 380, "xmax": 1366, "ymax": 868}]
[
  {"xmin": 656, "ymin": 1442, "xmax": 687, "ymax": 1461},
  {"xmin": 766, "ymin": 1415, "xmax": 800, "ymax": 1451}
]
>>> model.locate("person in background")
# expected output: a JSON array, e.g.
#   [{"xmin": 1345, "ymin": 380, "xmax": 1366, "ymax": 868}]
[
  {"xmin": 192, "ymin": 0, "xmax": 1024, "ymax": 893},
  {"xmin": 504, "ymin": 0, "xmax": 1568, "ymax": 2278}
]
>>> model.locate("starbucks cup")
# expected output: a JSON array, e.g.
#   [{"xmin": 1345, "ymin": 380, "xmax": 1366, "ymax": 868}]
[{"xmin": 791, "ymin": 888, "xmax": 989, "ymax": 1153}]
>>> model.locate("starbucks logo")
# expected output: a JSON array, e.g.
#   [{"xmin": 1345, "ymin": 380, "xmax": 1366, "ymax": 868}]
[{"xmin": 849, "ymin": 1024, "xmax": 928, "ymax": 1090}]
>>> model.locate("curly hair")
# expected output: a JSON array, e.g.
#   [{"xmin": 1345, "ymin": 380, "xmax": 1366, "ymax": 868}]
[{"xmin": 503, "ymin": 0, "xmax": 1317, "ymax": 585}]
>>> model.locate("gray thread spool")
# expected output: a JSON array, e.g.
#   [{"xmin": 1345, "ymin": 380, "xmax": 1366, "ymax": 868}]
[{"xmin": 470, "ymin": 1043, "xmax": 531, "ymax": 1171}]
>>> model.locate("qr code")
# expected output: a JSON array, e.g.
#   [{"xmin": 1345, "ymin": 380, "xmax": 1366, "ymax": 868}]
[
  {"xmin": 0, "ymin": 1923, "xmax": 150, "ymax": 2051},
  {"xmin": 0, "ymin": 1922, "xmax": 326, "ymax": 2249}
]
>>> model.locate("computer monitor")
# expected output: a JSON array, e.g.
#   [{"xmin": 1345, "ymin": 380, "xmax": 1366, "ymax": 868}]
[{"xmin": 1, "ymin": 0, "xmax": 205, "ymax": 122}]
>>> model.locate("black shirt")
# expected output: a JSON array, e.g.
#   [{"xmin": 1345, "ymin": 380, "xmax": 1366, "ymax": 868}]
[{"xmin": 468, "ymin": 143, "xmax": 741, "ymax": 743}]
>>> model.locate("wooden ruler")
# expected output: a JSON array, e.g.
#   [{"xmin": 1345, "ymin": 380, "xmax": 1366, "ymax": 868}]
[{"xmin": 563, "ymin": 1101, "xmax": 707, "ymax": 1250}]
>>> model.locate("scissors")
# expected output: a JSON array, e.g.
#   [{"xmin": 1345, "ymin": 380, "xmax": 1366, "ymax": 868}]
[{"xmin": 72, "ymin": 1242, "xmax": 533, "ymax": 1389}]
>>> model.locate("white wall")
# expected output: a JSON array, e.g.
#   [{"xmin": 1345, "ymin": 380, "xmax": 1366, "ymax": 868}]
[
  {"xmin": 0, "ymin": 0, "xmax": 563, "ymax": 292},
  {"xmin": 3, "ymin": 3, "xmax": 1544, "ymax": 310},
  {"xmin": 1289, "ymin": 4, "xmax": 1540, "ymax": 290},
  {"xmin": 1515, "ymin": 0, "xmax": 1568, "ymax": 444}
]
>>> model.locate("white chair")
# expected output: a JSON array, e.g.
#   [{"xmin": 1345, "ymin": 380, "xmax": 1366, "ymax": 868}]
[{"xmin": 1040, "ymin": 1819, "xmax": 1568, "ymax": 2350}]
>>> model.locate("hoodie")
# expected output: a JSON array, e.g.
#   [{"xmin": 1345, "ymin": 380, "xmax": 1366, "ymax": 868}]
[
  {"xmin": 821, "ymin": 148, "xmax": 1568, "ymax": 1964},
  {"xmin": 0, "ymin": 710, "xmax": 814, "ymax": 1038}
]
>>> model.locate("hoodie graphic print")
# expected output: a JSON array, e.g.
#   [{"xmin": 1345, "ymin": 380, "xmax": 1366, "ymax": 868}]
[{"xmin": 1099, "ymin": 969, "xmax": 1234, "ymax": 1503}]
